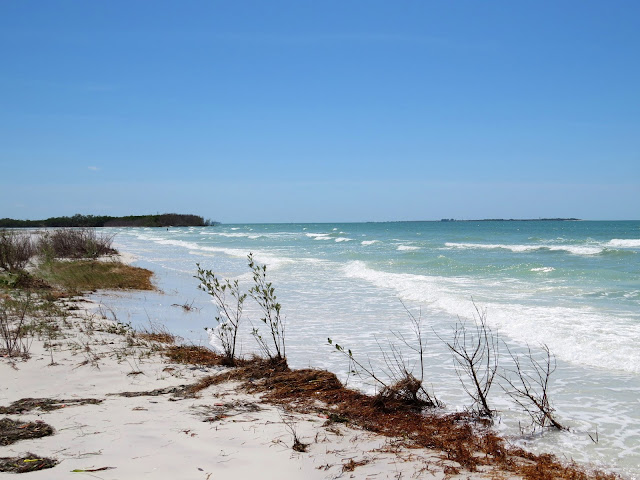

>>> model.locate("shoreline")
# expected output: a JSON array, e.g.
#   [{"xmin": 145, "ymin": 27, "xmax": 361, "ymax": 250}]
[
  {"xmin": 1, "ymin": 244, "xmax": 630, "ymax": 479},
  {"xmin": 1, "ymin": 298, "xmax": 525, "ymax": 479}
]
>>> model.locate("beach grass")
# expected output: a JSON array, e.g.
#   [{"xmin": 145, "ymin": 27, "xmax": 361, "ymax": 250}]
[{"xmin": 35, "ymin": 260, "xmax": 154, "ymax": 294}]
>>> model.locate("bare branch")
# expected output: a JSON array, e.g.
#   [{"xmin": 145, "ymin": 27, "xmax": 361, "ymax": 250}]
[
  {"xmin": 500, "ymin": 343, "xmax": 565, "ymax": 430},
  {"xmin": 440, "ymin": 303, "xmax": 498, "ymax": 419}
]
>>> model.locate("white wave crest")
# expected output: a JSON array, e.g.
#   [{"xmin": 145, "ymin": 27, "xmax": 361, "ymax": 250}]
[
  {"xmin": 135, "ymin": 237, "xmax": 294, "ymax": 269},
  {"xmin": 445, "ymin": 242, "xmax": 603, "ymax": 256},
  {"xmin": 199, "ymin": 232, "xmax": 252, "ymax": 238},
  {"xmin": 306, "ymin": 233, "xmax": 331, "ymax": 240},
  {"xmin": 607, "ymin": 239, "xmax": 640, "ymax": 248},
  {"xmin": 397, "ymin": 245, "xmax": 420, "ymax": 251},
  {"xmin": 343, "ymin": 260, "xmax": 640, "ymax": 374},
  {"xmin": 335, "ymin": 237, "xmax": 352, "ymax": 242},
  {"xmin": 531, "ymin": 267, "xmax": 555, "ymax": 273},
  {"xmin": 361, "ymin": 240, "xmax": 379, "ymax": 246}
]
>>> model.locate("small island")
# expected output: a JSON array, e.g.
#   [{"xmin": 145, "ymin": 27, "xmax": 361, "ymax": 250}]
[
  {"xmin": 0, "ymin": 213, "xmax": 218, "ymax": 228},
  {"xmin": 441, "ymin": 218, "xmax": 580, "ymax": 222}
]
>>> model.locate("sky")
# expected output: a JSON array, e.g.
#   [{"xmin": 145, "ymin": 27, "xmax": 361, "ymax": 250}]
[{"xmin": 1, "ymin": 1, "xmax": 638, "ymax": 222}]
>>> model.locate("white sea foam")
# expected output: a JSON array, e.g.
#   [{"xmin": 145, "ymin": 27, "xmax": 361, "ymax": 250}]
[
  {"xmin": 199, "ymin": 232, "xmax": 252, "ymax": 238},
  {"xmin": 445, "ymin": 242, "xmax": 603, "ymax": 255},
  {"xmin": 397, "ymin": 245, "xmax": 420, "ymax": 251},
  {"xmin": 608, "ymin": 239, "xmax": 640, "ymax": 248},
  {"xmin": 343, "ymin": 260, "xmax": 640, "ymax": 375},
  {"xmin": 305, "ymin": 233, "xmax": 331, "ymax": 239},
  {"xmin": 134, "ymin": 236, "xmax": 295, "ymax": 269},
  {"xmin": 361, "ymin": 240, "xmax": 379, "ymax": 246},
  {"xmin": 548, "ymin": 245, "xmax": 603, "ymax": 255},
  {"xmin": 531, "ymin": 267, "xmax": 555, "ymax": 273},
  {"xmin": 335, "ymin": 237, "xmax": 352, "ymax": 242}
]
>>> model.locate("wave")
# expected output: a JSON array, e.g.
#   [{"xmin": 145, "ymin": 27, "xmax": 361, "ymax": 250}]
[
  {"xmin": 608, "ymin": 239, "xmax": 640, "ymax": 248},
  {"xmin": 444, "ymin": 242, "xmax": 604, "ymax": 256},
  {"xmin": 133, "ymin": 235, "xmax": 294, "ymax": 269},
  {"xmin": 199, "ymin": 232, "xmax": 253, "ymax": 238},
  {"xmin": 531, "ymin": 267, "xmax": 555, "ymax": 273},
  {"xmin": 335, "ymin": 237, "xmax": 352, "ymax": 243},
  {"xmin": 306, "ymin": 233, "xmax": 332, "ymax": 240},
  {"xmin": 397, "ymin": 245, "xmax": 420, "ymax": 251},
  {"xmin": 343, "ymin": 260, "xmax": 640, "ymax": 374},
  {"xmin": 361, "ymin": 240, "xmax": 379, "ymax": 246}
]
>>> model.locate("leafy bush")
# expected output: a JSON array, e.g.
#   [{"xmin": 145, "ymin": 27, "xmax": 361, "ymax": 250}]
[
  {"xmin": 196, "ymin": 263, "xmax": 247, "ymax": 365},
  {"xmin": 196, "ymin": 253, "xmax": 286, "ymax": 366},
  {"xmin": 248, "ymin": 253, "xmax": 286, "ymax": 364}
]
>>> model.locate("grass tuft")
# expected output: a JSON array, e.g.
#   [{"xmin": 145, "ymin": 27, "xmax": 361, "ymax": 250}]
[
  {"xmin": 137, "ymin": 323, "xmax": 178, "ymax": 344},
  {"xmin": 36, "ymin": 260, "xmax": 154, "ymax": 294},
  {"xmin": 164, "ymin": 345, "xmax": 227, "ymax": 367}
]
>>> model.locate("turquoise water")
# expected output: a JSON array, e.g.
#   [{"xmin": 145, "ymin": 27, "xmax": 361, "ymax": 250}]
[{"xmin": 94, "ymin": 221, "xmax": 640, "ymax": 477}]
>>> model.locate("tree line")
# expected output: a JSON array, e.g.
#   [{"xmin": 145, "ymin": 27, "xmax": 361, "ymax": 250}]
[{"xmin": 0, "ymin": 214, "xmax": 218, "ymax": 228}]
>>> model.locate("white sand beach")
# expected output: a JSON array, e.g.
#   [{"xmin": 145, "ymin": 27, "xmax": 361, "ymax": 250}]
[{"xmin": 0, "ymin": 298, "xmax": 524, "ymax": 479}]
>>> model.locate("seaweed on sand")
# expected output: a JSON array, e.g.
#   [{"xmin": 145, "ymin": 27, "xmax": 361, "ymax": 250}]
[
  {"xmin": 0, "ymin": 397, "xmax": 102, "ymax": 415},
  {"xmin": 0, "ymin": 453, "xmax": 57, "ymax": 473},
  {"xmin": 0, "ymin": 418, "xmax": 54, "ymax": 446}
]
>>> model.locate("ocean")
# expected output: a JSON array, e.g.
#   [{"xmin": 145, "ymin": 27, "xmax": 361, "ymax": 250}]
[{"xmin": 93, "ymin": 220, "xmax": 640, "ymax": 478}]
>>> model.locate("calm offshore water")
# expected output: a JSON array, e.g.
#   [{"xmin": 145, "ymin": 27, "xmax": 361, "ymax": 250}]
[{"xmin": 94, "ymin": 221, "xmax": 640, "ymax": 477}]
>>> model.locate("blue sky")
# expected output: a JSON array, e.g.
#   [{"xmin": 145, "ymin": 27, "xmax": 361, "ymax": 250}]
[{"xmin": 1, "ymin": 1, "xmax": 638, "ymax": 222}]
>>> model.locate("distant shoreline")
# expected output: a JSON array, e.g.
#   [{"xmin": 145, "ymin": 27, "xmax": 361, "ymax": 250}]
[{"xmin": 439, "ymin": 218, "xmax": 581, "ymax": 222}]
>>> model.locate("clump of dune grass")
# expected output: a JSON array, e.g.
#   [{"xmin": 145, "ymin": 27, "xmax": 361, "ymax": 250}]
[
  {"xmin": 137, "ymin": 323, "xmax": 178, "ymax": 344},
  {"xmin": 164, "ymin": 345, "xmax": 228, "ymax": 367},
  {"xmin": 36, "ymin": 259, "xmax": 153, "ymax": 294}
]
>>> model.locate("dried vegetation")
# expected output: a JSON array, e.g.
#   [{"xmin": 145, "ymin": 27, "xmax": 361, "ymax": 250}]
[
  {"xmin": 0, "ymin": 453, "xmax": 57, "ymax": 473},
  {"xmin": 0, "ymin": 418, "xmax": 55, "ymax": 446},
  {"xmin": 176, "ymin": 354, "xmax": 618, "ymax": 480}
]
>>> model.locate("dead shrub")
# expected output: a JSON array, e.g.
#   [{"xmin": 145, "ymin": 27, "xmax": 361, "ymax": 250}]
[
  {"xmin": 0, "ymin": 294, "xmax": 34, "ymax": 358},
  {"xmin": 329, "ymin": 304, "xmax": 442, "ymax": 409},
  {"xmin": 443, "ymin": 304, "xmax": 498, "ymax": 419},
  {"xmin": 37, "ymin": 228, "xmax": 116, "ymax": 260},
  {"xmin": 0, "ymin": 230, "xmax": 35, "ymax": 272},
  {"xmin": 500, "ymin": 343, "xmax": 565, "ymax": 431},
  {"xmin": 201, "ymin": 358, "xmax": 619, "ymax": 479}
]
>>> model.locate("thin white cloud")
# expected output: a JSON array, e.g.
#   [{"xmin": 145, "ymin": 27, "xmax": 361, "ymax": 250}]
[{"xmin": 88, "ymin": 166, "xmax": 100, "ymax": 171}]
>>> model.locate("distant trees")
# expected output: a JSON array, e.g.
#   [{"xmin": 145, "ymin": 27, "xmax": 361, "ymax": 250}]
[{"xmin": 0, "ymin": 214, "xmax": 219, "ymax": 228}]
